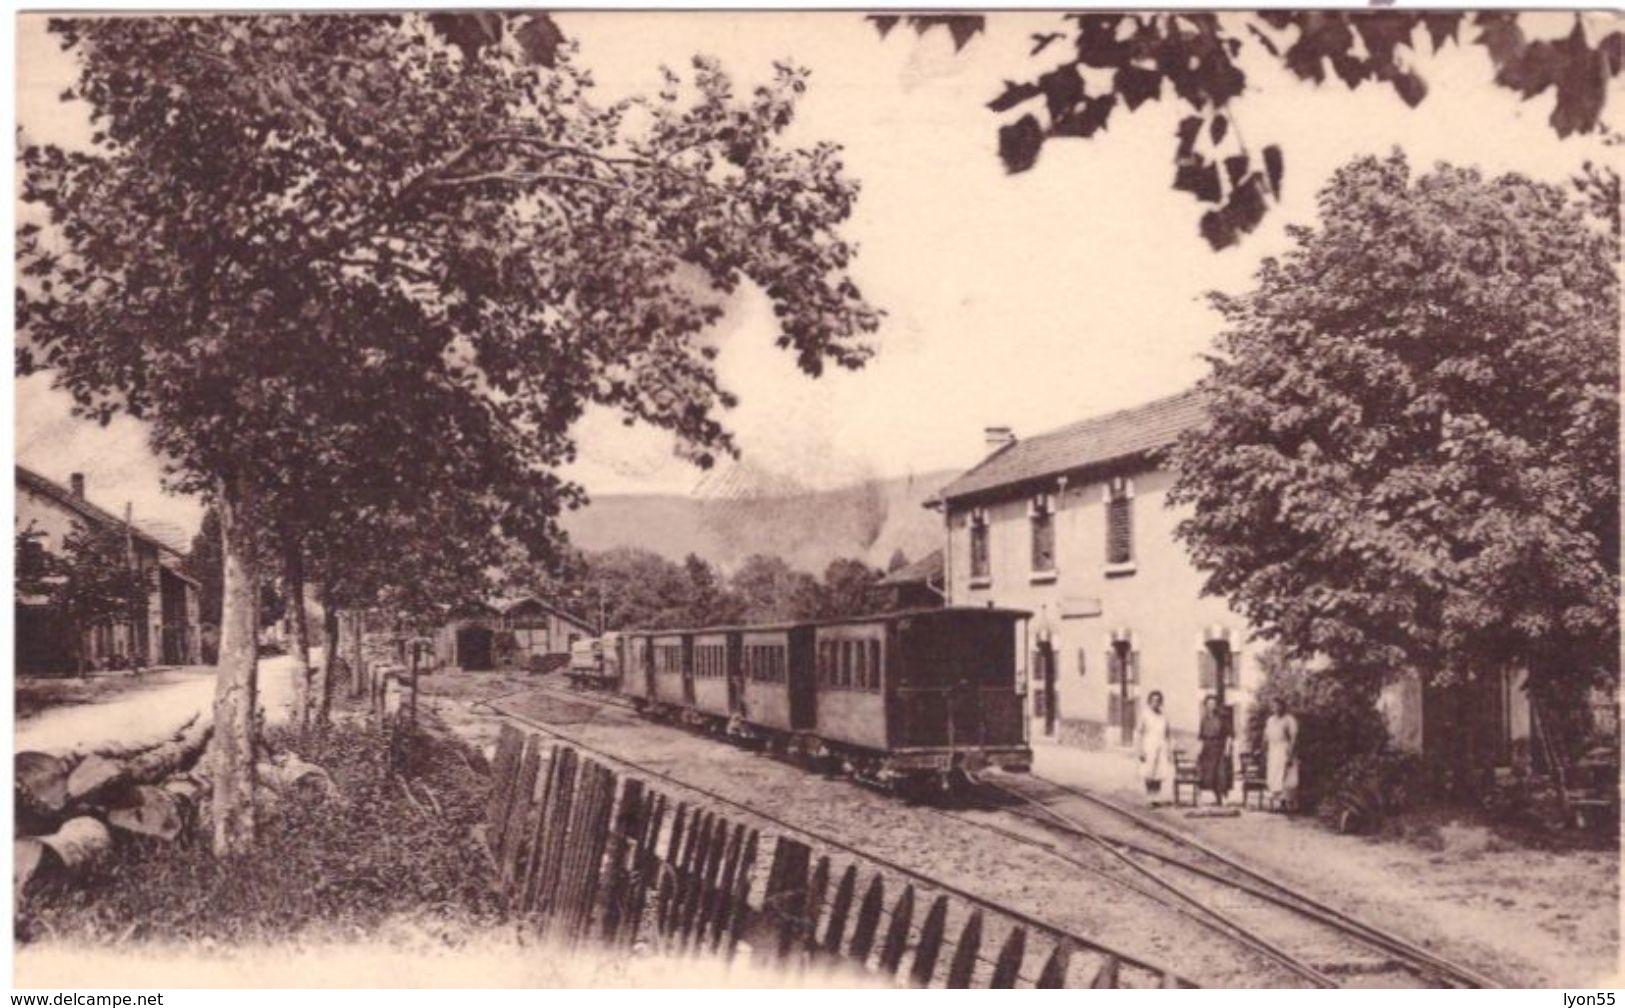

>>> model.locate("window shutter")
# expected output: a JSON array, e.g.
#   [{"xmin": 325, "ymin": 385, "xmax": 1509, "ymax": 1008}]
[
  {"xmin": 1226, "ymin": 648, "xmax": 1241, "ymax": 688},
  {"xmin": 1107, "ymin": 649, "xmax": 1122, "ymax": 685},
  {"xmin": 1108, "ymin": 691, "xmax": 1121, "ymax": 726},
  {"xmin": 1129, "ymin": 650, "xmax": 1140, "ymax": 684},
  {"xmin": 1077, "ymin": 648, "xmax": 1087, "ymax": 677},
  {"xmin": 1198, "ymin": 647, "xmax": 1216, "ymax": 689}
]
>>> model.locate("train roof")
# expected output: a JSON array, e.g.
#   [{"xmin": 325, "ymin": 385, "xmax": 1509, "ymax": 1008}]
[{"xmin": 613, "ymin": 605, "xmax": 1033, "ymax": 638}]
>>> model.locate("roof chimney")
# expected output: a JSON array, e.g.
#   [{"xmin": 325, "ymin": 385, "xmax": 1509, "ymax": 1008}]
[
  {"xmin": 69, "ymin": 473, "xmax": 85, "ymax": 499},
  {"xmin": 984, "ymin": 426, "xmax": 1016, "ymax": 452}
]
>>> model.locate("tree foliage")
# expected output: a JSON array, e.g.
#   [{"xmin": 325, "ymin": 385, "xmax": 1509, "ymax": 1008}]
[
  {"xmin": 184, "ymin": 507, "xmax": 224, "ymax": 627},
  {"xmin": 17, "ymin": 12, "xmax": 879, "ymax": 853},
  {"xmin": 1169, "ymin": 153, "xmax": 1619, "ymax": 709},
  {"xmin": 886, "ymin": 12, "xmax": 1623, "ymax": 248},
  {"xmin": 49, "ymin": 522, "xmax": 155, "ymax": 670}
]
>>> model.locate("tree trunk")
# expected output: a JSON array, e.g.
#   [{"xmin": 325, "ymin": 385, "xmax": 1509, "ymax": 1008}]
[
  {"xmin": 315, "ymin": 583, "xmax": 338, "ymax": 726},
  {"xmin": 349, "ymin": 610, "xmax": 366, "ymax": 700},
  {"xmin": 284, "ymin": 537, "xmax": 312, "ymax": 732},
  {"xmin": 75, "ymin": 620, "xmax": 87, "ymax": 678},
  {"xmin": 208, "ymin": 472, "xmax": 260, "ymax": 857}
]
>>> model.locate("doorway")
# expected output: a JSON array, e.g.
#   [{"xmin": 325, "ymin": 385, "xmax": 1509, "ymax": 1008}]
[
  {"xmin": 1037, "ymin": 640, "xmax": 1057, "ymax": 737},
  {"xmin": 456, "ymin": 625, "xmax": 495, "ymax": 671},
  {"xmin": 1112, "ymin": 639, "xmax": 1137, "ymax": 746}
]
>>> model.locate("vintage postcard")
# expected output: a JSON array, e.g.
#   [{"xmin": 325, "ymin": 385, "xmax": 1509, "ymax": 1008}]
[{"xmin": 12, "ymin": 7, "xmax": 1621, "ymax": 991}]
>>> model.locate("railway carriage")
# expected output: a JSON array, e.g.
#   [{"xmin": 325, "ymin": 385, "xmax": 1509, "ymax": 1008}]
[
  {"xmin": 810, "ymin": 607, "xmax": 1031, "ymax": 785},
  {"xmin": 599, "ymin": 631, "xmax": 624, "ymax": 689},
  {"xmin": 619, "ymin": 632, "xmax": 655, "ymax": 705},
  {"xmin": 590, "ymin": 606, "xmax": 1032, "ymax": 790},
  {"xmin": 650, "ymin": 632, "xmax": 692, "ymax": 710},
  {"xmin": 689, "ymin": 630, "xmax": 739, "ymax": 725},
  {"xmin": 737, "ymin": 624, "xmax": 815, "ymax": 738}
]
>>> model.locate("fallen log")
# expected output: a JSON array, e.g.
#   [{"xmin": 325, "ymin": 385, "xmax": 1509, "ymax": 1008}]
[
  {"xmin": 62, "ymin": 718, "xmax": 213, "ymax": 810},
  {"xmin": 16, "ymin": 752, "xmax": 68, "ymax": 835},
  {"xmin": 29, "ymin": 817, "xmax": 112, "ymax": 885},
  {"xmin": 255, "ymin": 753, "xmax": 341, "ymax": 803},
  {"xmin": 105, "ymin": 785, "xmax": 187, "ymax": 842},
  {"xmin": 15, "ymin": 838, "xmax": 51, "ymax": 896}
]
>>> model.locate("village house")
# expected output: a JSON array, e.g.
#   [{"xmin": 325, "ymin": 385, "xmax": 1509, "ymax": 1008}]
[
  {"xmin": 432, "ymin": 594, "xmax": 596, "ymax": 672},
  {"xmin": 875, "ymin": 548, "xmax": 946, "ymax": 611},
  {"xmin": 15, "ymin": 465, "xmax": 202, "ymax": 674},
  {"xmin": 930, "ymin": 391, "xmax": 1534, "ymax": 770}
]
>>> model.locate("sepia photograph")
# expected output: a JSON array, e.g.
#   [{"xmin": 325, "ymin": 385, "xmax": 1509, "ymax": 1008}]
[{"xmin": 10, "ymin": 4, "xmax": 1623, "ymax": 992}]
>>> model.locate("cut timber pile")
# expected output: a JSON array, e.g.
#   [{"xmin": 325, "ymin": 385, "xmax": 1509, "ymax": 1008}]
[{"xmin": 13, "ymin": 712, "xmax": 339, "ymax": 897}]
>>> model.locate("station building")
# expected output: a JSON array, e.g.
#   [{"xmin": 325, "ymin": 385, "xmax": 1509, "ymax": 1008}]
[{"xmin": 930, "ymin": 390, "xmax": 1533, "ymax": 766}]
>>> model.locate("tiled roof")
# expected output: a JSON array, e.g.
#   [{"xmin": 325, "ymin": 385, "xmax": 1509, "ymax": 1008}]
[
  {"xmin": 936, "ymin": 389, "xmax": 1209, "ymax": 504},
  {"xmin": 488, "ymin": 593, "xmax": 596, "ymax": 631},
  {"xmin": 16, "ymin": 465, "xmax": 189, "ymax": 562},
  {"xmin": 878, "ymin": 548, "xmax": 943, "ymax": 587}
]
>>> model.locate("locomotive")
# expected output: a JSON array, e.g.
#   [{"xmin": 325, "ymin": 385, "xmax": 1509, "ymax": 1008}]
[{"xmin": 568, "ymin": 607, "xmax": 1033, "ymax": 791}]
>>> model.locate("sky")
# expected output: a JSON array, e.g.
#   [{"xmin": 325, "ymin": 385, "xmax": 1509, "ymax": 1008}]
[{"xmin": 13, "ymin": 11, "xmax": 1619, "ymax": 542}]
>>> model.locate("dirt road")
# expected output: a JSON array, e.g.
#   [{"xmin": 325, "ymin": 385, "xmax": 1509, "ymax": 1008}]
[{"xmin": 15, "ymin": 651, "xmax": 314, "ymax": 758}]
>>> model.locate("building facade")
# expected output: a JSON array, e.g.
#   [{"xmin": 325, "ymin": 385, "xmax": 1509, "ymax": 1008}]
[
  {"xmin": 15, "ymin": 466, "xmax": 202, "ymax": 673},
  {"xmin": 933, "ymin": 391, "xmax": 1533, "ymax": 768},
  {"xmin": 934, "ymin": 391, "xmax": 1256, "ymax": 753}
]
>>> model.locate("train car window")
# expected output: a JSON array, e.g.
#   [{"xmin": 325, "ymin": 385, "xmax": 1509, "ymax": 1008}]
[
  {"xmin": 854, "ymin": 641, "xmax": 868, "ymax": 690},
  {"xmin": 868, "ymin": 640, "xmax": 882, "ymax": 691},
  {"xmin": 840, "ymin": 640, "xmax": 853, "ymax": 688}
]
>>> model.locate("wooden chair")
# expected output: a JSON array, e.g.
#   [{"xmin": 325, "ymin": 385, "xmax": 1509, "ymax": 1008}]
[
  {"xmin": 1172, "ymin": 750, "xmax": 1200, "ymax": 807},
  {"xmin": 1240, "ymin": 752, "xmax": 1269, "ymax": 810}
]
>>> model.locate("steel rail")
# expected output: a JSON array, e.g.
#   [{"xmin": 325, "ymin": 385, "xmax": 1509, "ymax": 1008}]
[
  {"xmin": 978, "ymin": 780, "xmax": 1340, "ymax": 987},
  {"xmin": 1025, "ymin": 776, "xmax": 1501, "ymax": 989},
  {"xmin": 469, "ymin": 689, "xmax": 1196, "ymax": 987},
  {"xmin": 504, "ymin": 681, "xmax": 1488, "ymax": 988}
]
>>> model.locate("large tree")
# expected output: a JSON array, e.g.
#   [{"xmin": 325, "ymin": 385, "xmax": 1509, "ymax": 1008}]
[
  {"xmin": 1169, "ymin": 153, "xmax": 1618, "ymax": 738},
  {"xmin": 18, "ymin": 14, "xmax": 878, "ymax": 854}
]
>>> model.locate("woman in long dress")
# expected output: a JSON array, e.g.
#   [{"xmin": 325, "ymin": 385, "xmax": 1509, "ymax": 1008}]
[
  {"xmin": 1264, "ymin": 699, "xmax": 1300, "ymax": 810},
  {"xmin": 1136, "ymin": 690, "xmax": 1172, "ymax": 806},
  {"xmin": 1197, "ymin": 693, "xmax": 1233, "ymax": 806}
]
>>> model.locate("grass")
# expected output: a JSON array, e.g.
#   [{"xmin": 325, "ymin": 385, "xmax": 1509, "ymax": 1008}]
[{"xmin": 18, "ymin": 710, "xmax": 506, "ymax": 948}]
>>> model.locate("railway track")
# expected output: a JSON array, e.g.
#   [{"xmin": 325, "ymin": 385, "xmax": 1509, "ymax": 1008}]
[
  {"xmin": 937, "ymin": 775, "xmax": 1501, "ymax": 989},
  {"xmin": 474, "ymin": 679, "xmax": 1497, "ymax": 988},
  {"xmin": 470, "ymin": 682, "xmax": 1193, "ymax": 988}
]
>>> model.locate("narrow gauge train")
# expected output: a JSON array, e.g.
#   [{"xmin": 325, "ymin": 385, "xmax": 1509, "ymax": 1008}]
[{"xmin": 567, "ymin": 608, "xmax": 1033, "ymax": 791}]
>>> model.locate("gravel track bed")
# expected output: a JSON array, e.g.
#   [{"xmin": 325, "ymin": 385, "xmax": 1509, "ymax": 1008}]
[{"xmin": 481, "ymin": 685, "xmax": 1317, "ymax": 987}]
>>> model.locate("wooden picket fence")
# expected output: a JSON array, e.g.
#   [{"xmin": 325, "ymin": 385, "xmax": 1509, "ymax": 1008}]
[{"xmin": 484, "ymin": 725, "xmax": 1188, "ymax": 988}]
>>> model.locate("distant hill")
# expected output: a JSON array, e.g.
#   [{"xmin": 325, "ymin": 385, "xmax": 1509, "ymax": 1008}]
[{"xmin": 560, "ymin": 468, "xmax": 959, "ymax": 575}]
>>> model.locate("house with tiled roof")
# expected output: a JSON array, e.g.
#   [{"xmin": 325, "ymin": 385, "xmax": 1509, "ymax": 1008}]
[
  {"xmin": 929, "ymin": 389, "xmax": 1262, "ymax": 753},
  {"xmin": 431, "ymin": 593, "xmax": 596, "ymax": 672},
  {"xmin": 15, "ymin": 465, "xmax": 202, "ymax": 673},
  {"xmin": 933, "ymin": 390, "xmax": 1532, "ymax": 774}
]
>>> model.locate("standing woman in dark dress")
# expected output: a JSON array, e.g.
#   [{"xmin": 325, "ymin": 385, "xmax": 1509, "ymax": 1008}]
[{"xmin": 1197, "ymin": 693, "xmax": 1234, "ymax": 806}]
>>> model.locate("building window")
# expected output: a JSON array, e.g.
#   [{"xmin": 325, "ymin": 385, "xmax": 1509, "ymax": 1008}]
[
  {"xmin": 1030, "ymin": 494, "xmax": 1055, "ymax": 574},
  {"xmin": 970, "ymin": 510, "xmax": 990, "ymax": 582},
  {"xmin": 1106, "ymin": 478, "xmax": 1134, "ymax": 567},
  {"xmin": 1199, "ymin": 641, "xmax": 1240, "ymax": 690}
]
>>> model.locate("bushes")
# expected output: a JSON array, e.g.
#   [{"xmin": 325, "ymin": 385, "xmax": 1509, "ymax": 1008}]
[
  {"xmin": 18, "ymin": 714, "xmax": 503, "ymax": 946},
  {"xmin": 1247, "ymin": 647, "xmax": 1390, "ymax": 813},
  {"xmin": 1317, "ymin": 749, "xmax": 1429, "ymax": 834}
]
